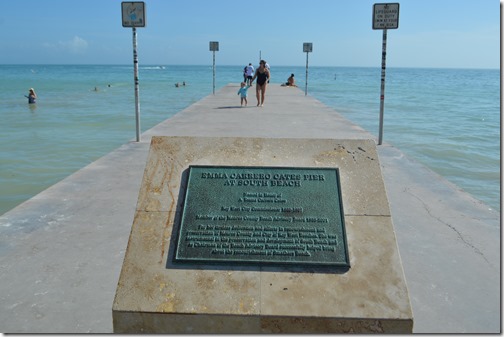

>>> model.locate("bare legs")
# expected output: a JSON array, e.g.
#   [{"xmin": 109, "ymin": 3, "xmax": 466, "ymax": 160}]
[{"xmin": 255, "ymin": 83, "xmax": 267, "ymax": 106}]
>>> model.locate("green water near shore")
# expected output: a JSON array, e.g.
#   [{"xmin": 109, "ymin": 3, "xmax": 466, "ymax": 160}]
[{"xmin": 0, "ymin": 65, "xmax": 499, "ymax": 216}]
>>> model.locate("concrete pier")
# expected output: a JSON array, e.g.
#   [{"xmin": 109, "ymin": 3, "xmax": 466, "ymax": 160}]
[{"xmin": 0, "ymin": 84, "xmax": 500, "ymax": 333}]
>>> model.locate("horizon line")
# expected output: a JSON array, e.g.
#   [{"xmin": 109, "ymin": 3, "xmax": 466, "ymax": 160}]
[{"xmin": 0, "ymin": 63, "xmax": 498, "ymax": 70}]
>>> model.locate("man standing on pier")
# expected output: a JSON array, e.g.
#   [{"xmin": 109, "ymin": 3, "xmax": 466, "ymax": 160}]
[{"xmin": 245, "ymin": 63, "xmax": 254, "ymax": 86}]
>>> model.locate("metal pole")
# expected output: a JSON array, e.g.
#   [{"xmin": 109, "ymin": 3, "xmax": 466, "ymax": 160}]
[
  {"xmin": 212, "ymin": 50, "xmax": 216, "ymax": 95},
  {"xmin": 378, "ymin": 29, "xmax": 387, "ymax": 145},
  {"xmin": 305, "ymin": 52, "xmax": 309, "ymax": 96},
  {"xmin": 132, "ymin": 27, "xmax": 141, "ymax": 142}
]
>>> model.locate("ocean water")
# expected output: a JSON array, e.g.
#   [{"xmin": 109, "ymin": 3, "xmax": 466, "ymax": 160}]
[{"xmin": 0, "ymin": 65, "xmax": 499, "ymax": 216}]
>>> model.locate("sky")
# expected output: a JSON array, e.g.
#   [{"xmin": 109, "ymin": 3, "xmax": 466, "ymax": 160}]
[{"xmin": 0, "ymin": 0, "xmax": 500, "ymax": 68}]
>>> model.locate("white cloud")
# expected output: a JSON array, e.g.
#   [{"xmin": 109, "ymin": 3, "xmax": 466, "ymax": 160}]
[
  {"xmin": 43, "ymin": 36, "xmax": 89, "ymax": 54},
  {"xmin": 66, "ymin": 36, "xmax": 88, "ymax": 53}
]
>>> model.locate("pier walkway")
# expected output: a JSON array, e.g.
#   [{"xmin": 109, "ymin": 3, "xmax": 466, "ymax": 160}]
[{"xmin": 0, "ymin": 84, "xmax": 500, "ymax": 333}]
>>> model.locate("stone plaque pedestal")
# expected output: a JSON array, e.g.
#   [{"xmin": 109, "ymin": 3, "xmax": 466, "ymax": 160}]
[{"xmin": 112, "ymin": 136, "xmax": 413, "ymax": 333}]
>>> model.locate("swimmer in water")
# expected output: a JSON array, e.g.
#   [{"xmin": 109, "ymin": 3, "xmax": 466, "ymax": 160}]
[{"xmin": 25, "ymin": 88, "xmax": 37, "ymax": 104}]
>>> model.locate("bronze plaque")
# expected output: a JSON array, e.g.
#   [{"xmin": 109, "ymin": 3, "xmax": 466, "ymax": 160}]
[{"xmin": 174, "ymin": 166, "xmax": 350, "ymax": 268}]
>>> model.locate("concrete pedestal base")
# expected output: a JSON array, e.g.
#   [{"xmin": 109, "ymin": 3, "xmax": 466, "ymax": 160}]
[{"xmin": 112, "ymin": 136, "xmax": 413, "ymax": 333}]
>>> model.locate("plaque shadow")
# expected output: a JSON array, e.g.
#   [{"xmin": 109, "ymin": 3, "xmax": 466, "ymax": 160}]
[{"xmin": 165, "ymin": 167, "xmax": 350, "ymax": 275}]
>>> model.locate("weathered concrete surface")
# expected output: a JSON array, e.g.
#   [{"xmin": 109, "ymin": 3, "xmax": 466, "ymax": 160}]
[
  {"xmin": 113, "ymin": 137, "xmax": 413, "ymax": 333},
  {"xmin": 0, "ymin": 84, "xmax": 499, "ymax": 333}
]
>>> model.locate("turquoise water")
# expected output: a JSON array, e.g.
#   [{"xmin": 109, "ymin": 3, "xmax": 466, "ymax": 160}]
[{"xmin": 0, "ymin": 65, "xmax": 500, "ymax": 215}]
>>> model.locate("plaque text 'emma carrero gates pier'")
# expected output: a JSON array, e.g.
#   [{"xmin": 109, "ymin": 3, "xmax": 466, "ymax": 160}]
[{"xmin": 174, "ymin": 166, "xmax": 350, "ymax": 268}]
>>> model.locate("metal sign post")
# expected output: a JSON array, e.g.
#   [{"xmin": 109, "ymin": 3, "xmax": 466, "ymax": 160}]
[
  {"xmin": 378, "ymin": 28, "xmax": 387, "ymax": 146},
  {"xmin": 131, "ymin": 27, "xmax": 141, "ymax": 142},
  {"xmin": 209, "ymin": 41, "xmax": 219, "ymax": 95},
  {"xmin": 372, "ymin": 3, "xmax": 399, "ymax": 145},
  {"xmin": 122, "ymin": 2, "xmax": 146, "ymax": 142},
  {"xmin": 303, "ymin": 43, "xmax": 313, "ymax": 96}
]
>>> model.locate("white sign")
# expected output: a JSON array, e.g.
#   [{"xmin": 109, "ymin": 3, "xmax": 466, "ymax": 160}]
[
  {"xmin": 122, "ymin": 2, "xmax": 146, "ymax": 27},
  {"xmin": 373, "ymin": 3, "xmax": 399, "ymax": 30},
  {"xmin": 303, "ymin": 42, "xmax": 313, "ymax": 53}
]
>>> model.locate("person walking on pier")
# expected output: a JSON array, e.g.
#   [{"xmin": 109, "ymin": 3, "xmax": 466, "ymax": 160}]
[
  {"xmin": 245, "ymin": 63, "xmax": 254, "ymax": 86},
  {"xmin": 237, "ymin": 82, "xmax": 251, "ymax": 107},
  {"xmin": 251, "ymin": 60, "xmax": 270, "ymax": 107}
]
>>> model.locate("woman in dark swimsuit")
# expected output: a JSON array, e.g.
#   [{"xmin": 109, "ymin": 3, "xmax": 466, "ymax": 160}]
[
  {"xmin": 25, "ymin": 88, "xmax": 37, "ymax": 104},
  {"xmin": 251, "ymin": 60, "xmax": 270, "ymax": 106}
]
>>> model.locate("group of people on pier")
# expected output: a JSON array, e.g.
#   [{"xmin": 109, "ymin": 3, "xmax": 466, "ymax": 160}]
[{"xmin": 239, "ymin": 60, "xmax": 296, "ymax": 107}]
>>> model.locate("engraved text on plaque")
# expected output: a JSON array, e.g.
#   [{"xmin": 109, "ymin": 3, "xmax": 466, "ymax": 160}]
[{"xmin": 174, "ymin": 166, "xmax": 350, "ymax": 268}]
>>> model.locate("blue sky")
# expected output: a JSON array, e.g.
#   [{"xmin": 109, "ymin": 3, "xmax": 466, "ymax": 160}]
[{"xmin": 1, "ymin": 0, "xmax": 500, "ymax": 68}]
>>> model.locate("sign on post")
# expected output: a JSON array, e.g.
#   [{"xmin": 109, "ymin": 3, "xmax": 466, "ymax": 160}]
[
  {"xmin": 209, "ymin": 41, "xmax": 219, "ymax": 52},
  {"xmin": 373, "ymin": 3, "xmax": 399, "ymax": 30},
  {"xmin": 303, "ymin": 43, "xmax": 313, "ymax": 96},
  {"xmin": 122, "ymin": 2, "xmax": 146, "ymax": 27},
  {"xmin": 209, "ymin": 42, "xmax": 219, "ymax": 94},
  {"xmin": 372, "ymin": 3, "xmax": 399, "ymax": 145},
  {"xmin": 122, "ymin": 2, "xmax": 146, "ymax": 142}
]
